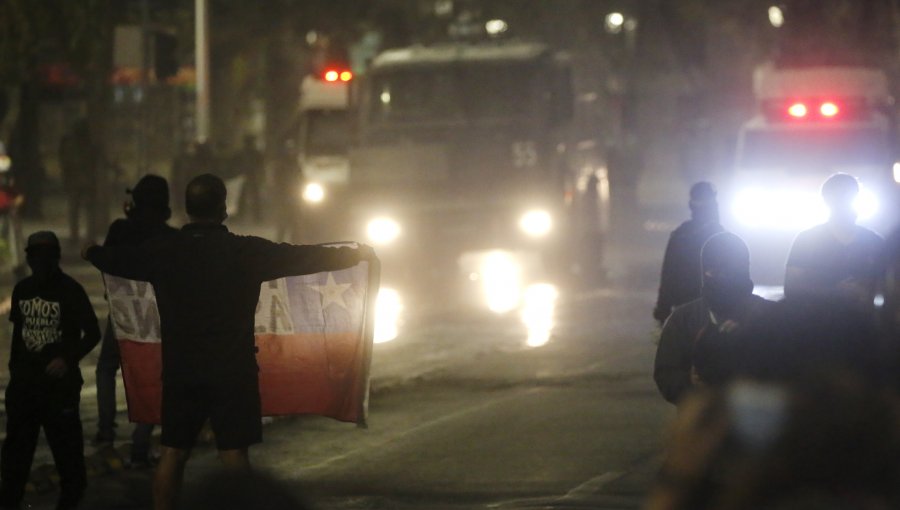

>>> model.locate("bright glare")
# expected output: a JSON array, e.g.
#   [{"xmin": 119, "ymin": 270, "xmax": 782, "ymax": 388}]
[
  {"xmin": 521, "ymin": 283, "xmax": 558, "ymax": 348},
  {"xmin": 366, "ymin": 217, "xmax": 401, "ymax": 246},
  {"xmin": 787, "ymin": 102, "xmax": 807, "ymax": 118},
  {"xmin": 324, "ymin": 70, "xmax": 339, "ymax": 82},
  {"xmin": 605, "ymin": 12, "xmax": 625, "ymax": 33},
  {"xmin": 768, "ymin": 6, "xmax": 784, "ymax": 27},
  {"xmin": 519, "ymin": 210, "xmax": 553, "ymax": 237},
  {"xmin": 0, "ymin": 155, "xmax": 10, "ymax": 173},
  {"xmin": 854, "ymin": 186, "xmax": 879, "ymax": 220},
  {"xmin": 480, "ymin": 251, "xmax": 521, "ymax": 314},
  {"xmin": 732, "ymin": 188, "xmax": 828, "ymax": 230},
  {"xmin": 820, "ymin": 102, "xmax": 839, "ymax": 117},
  {"xmin": 485, "ymin": 19, "xmax": 508, "ymax": 35},
  {"xmin": 301, "ymin": 182, "xmax": 325, "ymax": 203},
  {"xmin": 893, "ymin": 162, "xmax": 900, "ymax": 184},
  {"xmin": 374, "ymin": 287, "xmax": 402, "ymax": 344},
  {"xmin": 339, "ymin": 71, "xmax": 353, "ymax": 82},
  {"xmin": 380, "ymin": 91, "xmax": 391, "ymax": 104}
]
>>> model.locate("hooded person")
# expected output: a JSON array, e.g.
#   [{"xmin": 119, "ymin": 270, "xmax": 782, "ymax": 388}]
[
  {"xmin": 653, "ymin": 182, "xmax": 725, "ymax": 325},
  {"xmin": 654, "ymin": 233, "xmax": 775, "ymax": 404},
  {"xmin": 0, "ymin": 231, "xmax": 101, "ymax": 510}
]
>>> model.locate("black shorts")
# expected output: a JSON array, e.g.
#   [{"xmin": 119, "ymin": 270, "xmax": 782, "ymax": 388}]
[{"xmin": 160, "ymin": 377, "xmax": 262, "ymax": 451}]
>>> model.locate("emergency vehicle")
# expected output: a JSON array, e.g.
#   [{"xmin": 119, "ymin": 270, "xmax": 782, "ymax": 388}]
[
  {"xmin": 295, "ymin": 67, "xmax": 353, "ymax": 206},
  {"xmin": 333, "ymin": 39, "xmax": 606, "ymax": 322},
  {"xmin": 728, "ymin": 63, "xmax": 899, "ymax": 283}
]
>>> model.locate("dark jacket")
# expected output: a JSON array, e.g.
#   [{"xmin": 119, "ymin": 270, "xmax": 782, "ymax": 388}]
[
  {"xmin": 104, "ymin": 216, "xmax": 178, "ymax": 248},
  {"xmin": 9, "ymin": 270, "xmax": 101, "ymax": 385},
  {"xmin": 654, "ymin": 294, "xmax": 773, "ymax": 404},
  {"xmin": 86, "ymin": 223, "xmax": 362, "ymax": 384},
  {"xmin": 653, "ymin": 219, "xmax": 724, "ymax": 324}
]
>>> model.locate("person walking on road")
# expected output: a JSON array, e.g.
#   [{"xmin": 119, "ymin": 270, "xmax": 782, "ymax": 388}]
[
  {"xmin": 654, "ymin": 232, "xmax": 773, "ymax": 404},
  {"xmin": 59, "ymin": 120, "xmax": 100, "ymax": 246},
  {"xmin": 93, "ymin": 175, "xmax": 178, "ymax": 466},
  {"xmin": 784, "ymin": 173, "xmax": 885, "ymax": 311},
  {"xmin": 83, "ymin": 174, "xmax": 375, "ymax": 510},
  {"xmin": 0, "ymin": 231, "xmax": 101, "ymax": 510},
  {"xmin": 653, "ymin": 182, "xmax": 725, "ymax": 325},
  {"xmin": 234, "ymin": 135, "xmax": 264, "ymax": 223}
]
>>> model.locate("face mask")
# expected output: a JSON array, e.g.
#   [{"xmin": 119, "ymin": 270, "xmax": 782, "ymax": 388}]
[{"xmin": 702, "ymin": 273, "xmax": 752, "ymax": 316}]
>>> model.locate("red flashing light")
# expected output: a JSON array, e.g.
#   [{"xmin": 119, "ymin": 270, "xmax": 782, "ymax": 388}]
[
  {"xmin": 820, "ymin": 101, "xmax": 839, "ymax": 117},
  {"xmin": 787, "ymin": 102, "xmax": 808, "ymax": 118},
  {"xmin": 322, "ymin": 69, "xmax": 352, "ymax": 83}
]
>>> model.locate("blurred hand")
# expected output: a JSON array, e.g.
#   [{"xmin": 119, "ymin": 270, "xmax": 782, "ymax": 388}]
[
  {"xmin": 45, "ymin": 357, "xmax": 68, "ymax": 378},
  {"xmin": 80, "ymin": 242, "xmax": 98, "ymax": 261}
]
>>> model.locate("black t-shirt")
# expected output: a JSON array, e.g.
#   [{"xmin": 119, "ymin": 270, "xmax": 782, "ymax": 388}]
[
  {"xmin": 786, "ymin": 224, "xmax": 884, "ymax": 292},
  {"xmin": 87, "ymin": 223, "xmax": 362, "ymax": 384},
  {"xmin": 8, "ymin": 271, "xmax": 101, "ymax": 385}
]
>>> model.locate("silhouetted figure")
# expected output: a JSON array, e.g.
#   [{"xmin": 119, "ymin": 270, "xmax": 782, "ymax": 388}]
[
  {"xmin": 654, "ymin": 182, "xmax": 725, "ymax": 325},
  {"xmin": 0, "ymin": 231, "xmax": 101, "ymax": 510},
  {"xmin": 83, "ymin": 174, "xmax": 373, "ymax": 510},
  {"xmin": 93, "ymin": 175, "xmax": 177, "ymax": 467},
  {"xmin": 646, "ymin": 375, "xmax": 900, "ymax": 510},
  {"xmin": 784, "ymin": 173, "xmax": 885, "ymax": 311},
  {"xmin": 273, "ymin": 140, "xmax": 304, "ymax": 242},
  {"xmin": 59, "ymin": 120, "xmax": 100, "ymax": 245},
  {"xmin": 654, "ymin": 233, "xmax": 773, "ymax": 405},
  {"xmin": 234, "ymin": 135, "xmax": 264, "ymax": 223}
]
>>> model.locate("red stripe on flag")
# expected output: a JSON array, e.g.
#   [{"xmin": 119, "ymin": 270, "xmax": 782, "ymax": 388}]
[
  {"xmin": 118, "ymin": 339, "xmax": 163, "ymax": 424},
  {"xmin": 256, "ymin": 332, "xmax": 367, "ymax": 422}
]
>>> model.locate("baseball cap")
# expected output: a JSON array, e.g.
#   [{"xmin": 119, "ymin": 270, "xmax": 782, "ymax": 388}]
[
  {"xmin": 127, "ymin": 174, "xmax": 170, "ymax": 209},
  {"xmin": 690, "ymin": 181, "xmax": 717, "ymax": 202}
]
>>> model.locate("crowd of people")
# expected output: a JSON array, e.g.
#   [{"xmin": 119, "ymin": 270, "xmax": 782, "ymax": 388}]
[
  {"xmin": 0, "ymin": 169, "xmax": 373, "ymax": 510},
  {"xmin": 651, "ymin": 173, "xmax": 900, "ymax": 509}
]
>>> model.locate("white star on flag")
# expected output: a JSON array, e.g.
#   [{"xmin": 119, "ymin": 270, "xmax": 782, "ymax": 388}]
[{"xmin": 309, "ymin": 273, "xmax": 352, "ymax": 310}]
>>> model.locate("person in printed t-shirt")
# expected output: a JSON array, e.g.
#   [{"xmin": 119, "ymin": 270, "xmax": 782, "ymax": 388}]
[
  {"xmin": 82, "ymin": 174, "xmax": 375, "ymax": 510},
  {"xmin": 0, "ymin": 231, "xmax": 101, "ymax": 510}
]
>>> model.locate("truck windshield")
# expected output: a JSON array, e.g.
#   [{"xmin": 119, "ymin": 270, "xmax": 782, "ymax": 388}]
[
  {"xmin": 738, "ymin": 128, "xmax": 891, "ymax": 169},
  {"xmin": 369, "ymin": 63, "xmax": 535, "ymax": 124},
  {"xmin": 306, "ymin": 110, "xmax": 349, "ymax": 155}
]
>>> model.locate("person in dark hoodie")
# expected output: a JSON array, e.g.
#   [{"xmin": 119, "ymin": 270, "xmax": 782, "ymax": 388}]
[
  {"xmin": 0, "ymin": 231, "xmax": 101, "ymax": 510},
  {"xmin": 654, "ymin": 232, "xmax": 774, "ymax": 404},
  {"xmin": 653, "ymin": 182, "xmax": 725, "ymax": 325},
  {"xmin": 93, "ymin": 175, "xmax": 177, "ymax": 467}
]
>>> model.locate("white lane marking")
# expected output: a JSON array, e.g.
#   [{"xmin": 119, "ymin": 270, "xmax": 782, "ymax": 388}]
[
  {"xmin": 295, "ymin": 387, "xmax": 542, "ymax": 474},
  {"xmin": 559, "ymin": 470, "xmax": 626, "ymax": 500}
]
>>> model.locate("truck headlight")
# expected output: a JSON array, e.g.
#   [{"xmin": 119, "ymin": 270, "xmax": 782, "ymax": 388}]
[
  {"xmin": 302, "ymin": 182, "xmax": 325, "ymax": 204},
  {"xmin": 366, "ymin": 217, "xmax": 401, "ymax": 246},
  {"xmin": 518, "ymin": 209, "xmax": 552, "ymax": 238},
  {"xmin": 854, "ymin": 186, "xmax": 879, "ymax": 221}
]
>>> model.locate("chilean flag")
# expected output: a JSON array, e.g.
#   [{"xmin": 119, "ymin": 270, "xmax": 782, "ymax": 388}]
[{"xmin": 103, "ymin": 260, "xmax": 378, "ymax": 427}]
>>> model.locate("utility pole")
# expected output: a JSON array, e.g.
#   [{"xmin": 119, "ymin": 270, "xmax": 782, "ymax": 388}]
[{"xmin": 196, "ymin": 0, "xmax": 210, "ymax": 142}]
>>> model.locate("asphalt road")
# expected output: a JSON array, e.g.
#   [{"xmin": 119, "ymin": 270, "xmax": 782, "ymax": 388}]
[{"xmin": 0, "ymin": 201, "xmax": 675, "ymax": 510}]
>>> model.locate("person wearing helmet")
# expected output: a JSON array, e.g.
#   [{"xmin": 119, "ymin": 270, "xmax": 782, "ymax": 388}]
[
  {"xmin": 653, "ymin": 182, "xmax": 726, "ymax": 325},
  {"xmin": 784, "ymin": 173, "xmax": 885, "ymax": 309}
]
